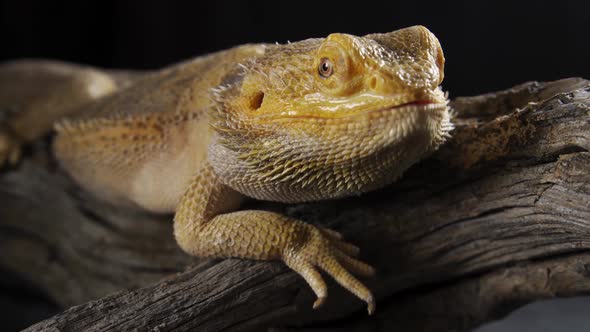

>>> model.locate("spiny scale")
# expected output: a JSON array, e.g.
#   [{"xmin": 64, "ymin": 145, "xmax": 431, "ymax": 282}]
[{"xmin": 1, "ymin": 26, "xmax": 452, "ymax": 314}]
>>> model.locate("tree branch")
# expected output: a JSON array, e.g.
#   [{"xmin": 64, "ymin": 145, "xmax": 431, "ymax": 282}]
[{"xmin": 1, "ymin": 78, "xmax": 589, "ymax": 331}]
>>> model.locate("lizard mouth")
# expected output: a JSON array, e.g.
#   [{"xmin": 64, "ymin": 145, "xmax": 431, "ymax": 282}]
[
  {"xmin": 381, "ymin": 87, "xmax": 449, "ymax": 113},
  {"xmin": 268, "ymin": 100, "xmax": 448, "ymax": 121},
  {"xmin": 262, "ymin": 92, "xmax": 449, "ymax": 122},
  {"xmin": 371, "ymin": 99, "xmax": 448, "ymax": 115},
  {"xmin": 359, "ymin": 87, "xmax": 449, "ymax": 117},
  {"xmin": 393, "ymin": 99, "xmax": 444, "ymax": 108},
  {"xmin": 400, "ymin": 100, "xmax": 440, "ymax": 107}
]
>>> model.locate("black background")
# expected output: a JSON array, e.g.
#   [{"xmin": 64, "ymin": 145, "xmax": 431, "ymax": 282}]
[
  {"xmin": 1, "ymin": 1, "xmax": 589, "ymax": 330},
  {"xmin": 1, "ymin": 1, "xmax": 589, "ymax": 97}
]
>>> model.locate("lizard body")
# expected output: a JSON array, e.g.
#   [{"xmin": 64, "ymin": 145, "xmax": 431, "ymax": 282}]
[{"xmin": 0, "ymin": 26, "xmax": 452, "ymax": 313}]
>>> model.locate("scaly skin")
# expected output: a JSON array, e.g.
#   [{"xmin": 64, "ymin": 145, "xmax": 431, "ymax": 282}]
[
  {"xmin": 0, "ymin": 26, "xmax": 453, "ymax": 314},
  {"xmin": 0, "ymin": 60, "xmax": 119, "ymax": 165}
]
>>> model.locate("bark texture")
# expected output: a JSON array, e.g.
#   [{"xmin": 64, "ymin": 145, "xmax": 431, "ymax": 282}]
[{"xmin": 1, "ymin": 78, "xmax": 589, "ymax": 331}]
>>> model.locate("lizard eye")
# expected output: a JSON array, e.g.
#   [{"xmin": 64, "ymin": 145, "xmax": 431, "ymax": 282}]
[{"xmin": 318, "ymin": 57, "xmax": 334, "ymax": 78}]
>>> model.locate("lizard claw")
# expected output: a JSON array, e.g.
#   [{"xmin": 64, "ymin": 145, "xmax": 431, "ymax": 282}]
[
  {"xmin": 0, "ymin": 126, "xmax": 23, "ymax": 168},
  {"xmin": 283, "ymin": 223, "xmax": 376, "ymax": 314},
  {"xmin": 312, "ymin": 296, "xmax": 326, "ymax": 309}
]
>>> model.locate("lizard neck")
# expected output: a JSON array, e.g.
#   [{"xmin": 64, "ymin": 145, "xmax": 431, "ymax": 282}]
[{"xmin": 208, "ymin": 104, "xmax": 452, "ymax": 203}]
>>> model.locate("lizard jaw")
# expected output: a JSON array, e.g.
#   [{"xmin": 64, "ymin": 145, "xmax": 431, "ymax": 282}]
[{"xmin": 380, "ymin": 99, "xmax": 448, "ymax": 113}]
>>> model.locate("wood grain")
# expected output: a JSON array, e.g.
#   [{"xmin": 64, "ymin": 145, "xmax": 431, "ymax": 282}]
[{"xmin": 1, "ymin": 78, "xmax": 589, "ymax": 331}]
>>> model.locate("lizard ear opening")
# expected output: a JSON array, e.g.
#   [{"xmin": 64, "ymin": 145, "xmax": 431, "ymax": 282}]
[{"xmin": 249, "ymin": 91, "xmax": 265, "ymax": 110}]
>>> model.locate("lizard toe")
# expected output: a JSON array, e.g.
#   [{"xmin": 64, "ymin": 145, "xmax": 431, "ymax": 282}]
[
  {"xmin": 284, "ymin": 257, "xmax": 328, "ymax": 310},
  {"xmin": 283, "ymin": 224, "xmax": 375, "ymax": 313},
  {"xmin": 334, "ymin": 249, "xmax": 375, "ymax": 277},
  {"xmin": 0, "ymin": 128, "xmax": 23, "ymax": 168}
]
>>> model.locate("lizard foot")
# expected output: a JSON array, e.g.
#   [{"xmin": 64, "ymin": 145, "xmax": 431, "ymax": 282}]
[
  {"xmin": 283, "ymin": 222, "xmax": 376, "ymax": 314},
  {"xmin": 0, "ymin": 126, "xmax": 23, "ymax": 168}
]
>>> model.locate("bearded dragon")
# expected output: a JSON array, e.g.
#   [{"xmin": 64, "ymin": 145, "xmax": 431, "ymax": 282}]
[{"xmin": 0, "ymin": 26, "xmax": 452, "ymax": 314}]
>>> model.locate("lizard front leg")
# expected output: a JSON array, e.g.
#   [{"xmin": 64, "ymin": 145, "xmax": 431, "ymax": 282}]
[{"xmin": 174, "ymin": 162, "xmax": 376, "ymax": 313}]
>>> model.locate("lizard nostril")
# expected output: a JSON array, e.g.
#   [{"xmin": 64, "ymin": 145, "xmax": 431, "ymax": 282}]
[
  {"xmin": 369, "ymin": 76, "xmax": 378, "ymax": 90},
  {"xmin": 249, "ymin": 91, "xmax": 265, "ymax": 110},
  {"xmin": 368, "ymin": 75, "xmax": 389, "ymax": 93}
]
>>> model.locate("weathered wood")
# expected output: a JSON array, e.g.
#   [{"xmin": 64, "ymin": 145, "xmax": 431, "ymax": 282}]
[{"xmin": 1, "ymin": 78, "xmax": 589, "ymax": 331}]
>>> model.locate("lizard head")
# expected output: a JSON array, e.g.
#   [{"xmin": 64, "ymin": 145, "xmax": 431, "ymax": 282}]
[{"xmin": 209, "ymin": 25, "xmax": 453, "ymax": 202}]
